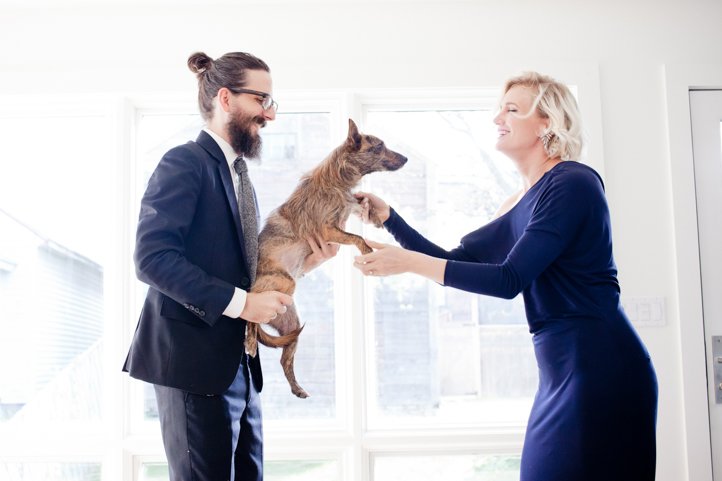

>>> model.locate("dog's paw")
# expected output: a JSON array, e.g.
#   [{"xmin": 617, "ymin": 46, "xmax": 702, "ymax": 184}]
[
  {"xmin": 359, "ymin": 241, "xmax": 373, "ymax": 254},
  {"xmin": 368, "ymin": 208, "xmax": 384, "ymax": 228},
  {"xmin": 292, "ymin": 386, "xmax": 310, "ymax": 399}
]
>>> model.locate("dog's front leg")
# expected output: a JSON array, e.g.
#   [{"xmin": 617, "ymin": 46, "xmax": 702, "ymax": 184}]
[{"xmin": 325, "ymin": 226, "xmax": 373, "ymax": 254}]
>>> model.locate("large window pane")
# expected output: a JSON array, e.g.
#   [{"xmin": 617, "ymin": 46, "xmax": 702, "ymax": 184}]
[
  {"xmin": 0, "ymin": 114, "xmax": 110, "ymax": 434},
  {"xmin": 253, "ymin": 112, "xmax": 337, "ymax": 420},
  {"xmin": 363, "ymin": 110, "xmax": 537, "ymax": 427},
  {"xmin": 133, "ymin": 112, "xmax": 204, "ymax": 422},
  {"xmin": 133, "ymin": 112, "xmax": 337, "ymax": 422}
]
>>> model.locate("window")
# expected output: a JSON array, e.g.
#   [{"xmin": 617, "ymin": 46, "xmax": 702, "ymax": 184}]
[
  {"xmin": 130, "ymin": 111, "xmax": 205, "ymax": 428},
  {"xmin": 0, "ymin": 105, "xmax": 112, "ymax": 478},
  {"xmin": 248, "ymin": 112, "xmax": 340, "ymax": 421},
  {"xmin": 130, "ymin": 110, "xmax": 343, "ymax": 428},
  {"xmin": 1, "ymin": 86, "xmax": 581, "ymax": 480},
  {"xmin": 361, "ymin": 108, "xmax": 535, "ymax": 429}
]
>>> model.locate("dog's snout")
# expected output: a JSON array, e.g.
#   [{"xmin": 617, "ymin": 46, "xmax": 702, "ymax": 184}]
[{"xmin": 383, "ymin": 152, "xmax": 408, "ymax": 171}]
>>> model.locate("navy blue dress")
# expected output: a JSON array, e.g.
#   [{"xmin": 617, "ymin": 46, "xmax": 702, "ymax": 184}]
[{"xmin": 384, "ymin": 161, "xmax": 657, "ymax": 481}]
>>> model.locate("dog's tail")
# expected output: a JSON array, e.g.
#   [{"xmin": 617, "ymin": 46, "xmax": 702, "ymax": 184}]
[{"xmin": 257, "ymin": 324, "xmax": 305, "ymax": 348}]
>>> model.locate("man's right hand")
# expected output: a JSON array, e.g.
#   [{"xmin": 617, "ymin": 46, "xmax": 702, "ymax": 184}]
[{"xmin": 241, "ymin": 291, "xmax": 292, "ymax": 324}]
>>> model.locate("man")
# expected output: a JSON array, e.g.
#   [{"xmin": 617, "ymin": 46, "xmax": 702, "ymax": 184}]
[{"xmin": 123, "ymin": 51, "xmax": 336, "ymax": 481}]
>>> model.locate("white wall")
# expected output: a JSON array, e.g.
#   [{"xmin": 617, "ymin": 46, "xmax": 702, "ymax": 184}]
[{"xmin": 2, "ymin": 1, "xmax": 722, "ymax": 480}]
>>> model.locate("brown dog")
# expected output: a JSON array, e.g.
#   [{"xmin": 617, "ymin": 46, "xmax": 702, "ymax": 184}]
[{"xmin": 247, "ymin": 118, "xmax": 407, "ymax": 398}]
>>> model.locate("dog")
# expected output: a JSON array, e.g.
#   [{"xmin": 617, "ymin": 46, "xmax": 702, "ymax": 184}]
[{"xmin": 247, "ymin": 118, "xmax": 407, "ymax": 398}]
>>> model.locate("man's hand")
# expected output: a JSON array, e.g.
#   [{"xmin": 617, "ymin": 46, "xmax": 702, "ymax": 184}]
[
  {"xmin": 241, "ymin": 291, "xmax": 293, "ymax": 324},
  {"xmin": 300, "ymin": 236, "xmax": 340, "ymax": 276}
]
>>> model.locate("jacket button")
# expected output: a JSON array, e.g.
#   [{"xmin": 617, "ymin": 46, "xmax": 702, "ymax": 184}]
[
  {"xmin": 240, "ymin": 277, "xmax": 250, "ymax": 288},
  {"xmin": 200, "ymin": 310, "xmax": 206, "ymax": 317}
]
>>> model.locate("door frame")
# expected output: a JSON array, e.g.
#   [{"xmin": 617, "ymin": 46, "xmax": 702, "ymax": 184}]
[{"xmin": 665, "ymin": 64, "xmax": 722, "ymax": 481}]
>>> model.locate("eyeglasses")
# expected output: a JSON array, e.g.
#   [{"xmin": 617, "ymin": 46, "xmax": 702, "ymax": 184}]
[{"xmin": 229, "ymin": 87, "xmax": 278, "ymax": 112}]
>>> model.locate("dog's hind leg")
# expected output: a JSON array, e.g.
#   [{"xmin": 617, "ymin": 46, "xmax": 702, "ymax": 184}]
[
  {"xmin": 281, "ymin": 337, "xmax": 308, "ymax": 398},
  {"xmin": 265, "ymin": 302, "xmax": 308, "ymax": 398},
  {"xmin": 325, "ymin": 226, "xmax": 373, "ymax": 254}
]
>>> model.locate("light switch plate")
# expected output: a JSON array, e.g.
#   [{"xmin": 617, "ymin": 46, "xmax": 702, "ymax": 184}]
[{"xmin": 621, "ymin": 296, "xmax": 667, "ymax": 327}]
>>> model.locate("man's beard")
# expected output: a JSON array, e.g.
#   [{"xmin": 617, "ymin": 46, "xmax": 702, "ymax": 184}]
[{"xmin": 228, "ymin": 109, "xmax": 266, "ymax": 159}]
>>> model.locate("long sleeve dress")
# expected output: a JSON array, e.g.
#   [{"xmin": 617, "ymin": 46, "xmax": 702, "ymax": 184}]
[{"xmin": 383, "ymin": 160, "xmax": 658, "ymax": 481}]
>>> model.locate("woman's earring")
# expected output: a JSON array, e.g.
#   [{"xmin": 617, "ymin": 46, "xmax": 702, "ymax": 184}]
[{"xmin": 540, "ymin": 131, "xmax": 554, "ymax": 153}]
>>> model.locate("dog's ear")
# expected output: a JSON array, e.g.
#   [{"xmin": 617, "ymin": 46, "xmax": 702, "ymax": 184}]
[{"xmin": 345, "ymin": 118, "xmax": 362, "ymax": 151}]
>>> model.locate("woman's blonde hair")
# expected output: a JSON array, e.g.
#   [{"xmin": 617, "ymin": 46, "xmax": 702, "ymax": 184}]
[{"xmin": 502, "ymin": 71, "xmax": 583, "ymax": 161}]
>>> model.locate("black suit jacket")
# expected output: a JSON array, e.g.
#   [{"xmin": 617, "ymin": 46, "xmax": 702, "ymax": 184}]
[{"xmin": 123, "ymin": 131, "xmax": 262, "ymax": 394}]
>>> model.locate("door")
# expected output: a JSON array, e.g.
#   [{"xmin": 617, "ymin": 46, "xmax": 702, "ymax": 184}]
[{"xmin": 691, "ymin": 89, "xmax": 722, "ymax": 478}]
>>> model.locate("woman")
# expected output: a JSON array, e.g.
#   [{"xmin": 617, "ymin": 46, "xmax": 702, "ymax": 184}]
[{"xmin": 354, "ymin": 72, "xmax": 658, "ymax": 481}]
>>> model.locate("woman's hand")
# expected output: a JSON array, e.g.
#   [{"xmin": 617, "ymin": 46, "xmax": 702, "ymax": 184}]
[
  {"xmin": 353, "ymin": 239, "xmax": 447, "ymax": 284},
  {"xmin": 353, "ymin": 239, "xmax": 413, "ymax": 276},
  {"xmin": 354, "ymin": 192, "xmax": 390, "ymax": 227},
  {"xmin": 300, "ymin": 236, "xmax": 340, "ymax": 275}
]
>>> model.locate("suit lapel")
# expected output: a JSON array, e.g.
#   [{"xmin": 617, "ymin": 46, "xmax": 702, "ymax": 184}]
[{"xmin": 195, "ymin": 131, "xmax": 248, "ymax": 258}]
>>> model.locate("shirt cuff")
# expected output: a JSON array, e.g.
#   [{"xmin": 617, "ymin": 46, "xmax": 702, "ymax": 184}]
[{"xmin": 223, "ymin": 287, "xmax": 248, "ymax": 318}]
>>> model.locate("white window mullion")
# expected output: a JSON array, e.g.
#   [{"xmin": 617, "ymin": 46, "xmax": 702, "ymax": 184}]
[{"xmin": 103, "ymin": 95, "xmax": 137, "ymax": 481}]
